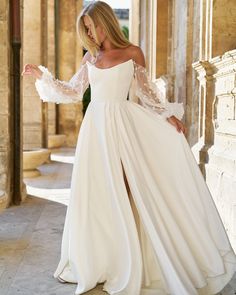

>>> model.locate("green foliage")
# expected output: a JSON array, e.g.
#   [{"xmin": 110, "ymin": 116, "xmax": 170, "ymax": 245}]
[
  {"xmin": 82, "ymin": 85, "xmax": 91, "ymax": 117},
  {"xmin": 122, "ymin": 25, "xmax": 129, "ymax": 40}
]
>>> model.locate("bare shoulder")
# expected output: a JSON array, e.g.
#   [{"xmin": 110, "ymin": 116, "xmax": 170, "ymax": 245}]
[{"xmin": 126, "ymin": 45, "xmax": 146, "ymax": 67}]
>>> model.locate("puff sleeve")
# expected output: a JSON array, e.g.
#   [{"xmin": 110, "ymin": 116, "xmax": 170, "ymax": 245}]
[
  {"xmin": 133, "ymin": 61, "xmax": 184, "ymax": 120},
  {"xmin": 35, "ymin": 63, "xmax": 89, "ymax": 104}
]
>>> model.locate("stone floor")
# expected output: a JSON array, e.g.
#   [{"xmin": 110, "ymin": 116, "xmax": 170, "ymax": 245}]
[
  {"xmin": 0, "ymin": 148, "xmax": 236, "ymax": 295},
  {"xmin": 0, "ymin": 196, "xmax": 108, "ymax": 295},
  {"xmin": 0, "ymin": 149, "xmax": 106, "ymax": 295}
]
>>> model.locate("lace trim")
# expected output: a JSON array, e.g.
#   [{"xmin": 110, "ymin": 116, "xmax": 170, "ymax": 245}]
[
  {"xmin": 35, "ymin": 63, "xmax": 89, "ymax": 104},
  {"xmin": 133, "ymin": 60, "xmax": 184, "ymax": 120}
]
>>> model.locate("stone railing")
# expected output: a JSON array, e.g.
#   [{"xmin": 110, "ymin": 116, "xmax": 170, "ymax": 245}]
[{"xmin": 193, "ymin": 49, "xmax": 236, "ymax": 250}]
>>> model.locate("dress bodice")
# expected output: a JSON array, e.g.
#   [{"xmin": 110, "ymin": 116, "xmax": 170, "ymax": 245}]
[
  {"xmin": 86, "ymin": 59, "xmax": 134, "ymax": 103},
  {"xmin": 35, "ymin": 58, "xmax": 184, "ymax": 120}
]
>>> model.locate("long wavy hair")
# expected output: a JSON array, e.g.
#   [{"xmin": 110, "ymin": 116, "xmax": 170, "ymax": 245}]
[{"xmin": 77, "ymin": 1, "xmax": 131, "ymax": 56}]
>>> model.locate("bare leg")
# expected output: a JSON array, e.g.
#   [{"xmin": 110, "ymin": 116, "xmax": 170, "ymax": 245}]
[{"xmin": 121, "ymin": 161, "xmax": 141, "ymax": 235}]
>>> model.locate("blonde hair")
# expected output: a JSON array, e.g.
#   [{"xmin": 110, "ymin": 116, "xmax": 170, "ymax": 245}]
[{"xmin": 77, "ymin": 1, "xmax": 131, "ymax": 56}]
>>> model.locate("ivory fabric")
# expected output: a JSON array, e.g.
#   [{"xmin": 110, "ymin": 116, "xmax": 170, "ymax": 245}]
[{"xmin": 35, "ymin": 59, "xmax": 236, "ymax": 295}]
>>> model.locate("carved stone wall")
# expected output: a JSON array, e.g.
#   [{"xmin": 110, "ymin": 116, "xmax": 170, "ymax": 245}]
[
  {"xmin": 193, "ymin": 49, "xmax": 236, "ymax": 249},
  {"xmin": 206, "ymin": 51, "xmax": 236, "ymax": 249}
]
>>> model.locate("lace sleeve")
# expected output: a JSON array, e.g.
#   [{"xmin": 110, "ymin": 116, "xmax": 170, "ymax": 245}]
[
  {"xmin": 34, "ymin": 63, "xmax": 89, "ymax": 104},
  {"xmin": 133, "ymin": 61, "xmax": 184, "ymax": 120}
]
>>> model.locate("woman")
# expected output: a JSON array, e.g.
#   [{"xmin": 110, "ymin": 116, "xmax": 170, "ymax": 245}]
[{"xmin": 22, "ymin": 1, "xmax": 236, "ymax": 295}]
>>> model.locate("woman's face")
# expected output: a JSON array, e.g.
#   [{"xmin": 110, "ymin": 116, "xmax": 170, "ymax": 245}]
[{"xmin": 83, "ymin": 15, "xmax": 105, "ymax": 45}]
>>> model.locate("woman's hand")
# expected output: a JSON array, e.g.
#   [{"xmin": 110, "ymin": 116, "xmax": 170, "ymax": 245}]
[
  {"xmin": 166, "ymin": 115, "xmax": 187, "ymax": 136},
  {"xmin": 21, "ymin": 64, "xmax": 43, "ymax": 79}
]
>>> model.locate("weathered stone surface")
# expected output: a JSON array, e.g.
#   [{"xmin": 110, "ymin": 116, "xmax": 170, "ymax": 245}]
[
  {"xmin": 215, "ymin": 94, "xmax": 235, "ymax": 121},
  {"xmin": 212, "ymin": 0, "xmax": 236, "ymax": 57},
  {"xmin": 0, "ymin": 91, "xmax": 9, "ymax": 115},
  {"xmin": 0, "ymin": 0, "xmax": 11, "ymax": 209},
  {"xmin": 0, "ymin": 194, "xmax": 107, "ymax": 295},
  {"xmin": 0, "ymin": 1, "xmax": 7, "ymax": 19},
  {"xmin": 0, "ymin": 115, "xmax": 9, "ymax": 147},
  {"xmin": 47, "ymin": 0, "xmax": 56, "ymax": 136},
  {"xmin": 0, "ymin": 173, "xmax": 7, "ymax": 190},
  {"xmin": 194, "ymin": 49, "xmax": 236, "ymax": 250},
  {"xmin": 156, "ymin": 0, "xmax": 168, "ymax": 77},
  {"xmin": 0, "ymin": 152, "xmax": 8, "ymax": 175},
  {"xmin": 57, "ymin": 0, "xmax": 84, "ymax": 147},
  {"xmin": 22, "ymin": 0, "xmax": 43, "ymax": 150},
  {"xmin": 23, "ymin": 97, "xmax": 42, "ymax": 123},
  {"xmin": 0, "ymin": 190, "xmax": 7, "ymax": 212}
]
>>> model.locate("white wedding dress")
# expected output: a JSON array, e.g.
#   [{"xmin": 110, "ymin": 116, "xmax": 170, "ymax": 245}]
[{"xmin": 35, "ymin": 58, "xmax": 236, "ymax": 295}]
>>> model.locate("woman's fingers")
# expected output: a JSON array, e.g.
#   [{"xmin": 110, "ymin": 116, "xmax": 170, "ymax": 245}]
[
  {"xmin": 179, "ymin": 122, "xmax": 184, "ymax": 133},
  {"xmin": 178, "ymin": 122, "xmax": 187, "ymax": 136},
  {"xmin": 175, "ymin": 121, "xmax": 181, "ymax": 133},
  {"xmin": 168, "ymin": 116, "xmax": 187, "ymax": 135},
  {"xmin": 21, "ymin": 64, "xmax": 42, "ymax": 79},
  {"xmin": 22, "ymin": 64, "xmax": 32, "ymax": 75}
]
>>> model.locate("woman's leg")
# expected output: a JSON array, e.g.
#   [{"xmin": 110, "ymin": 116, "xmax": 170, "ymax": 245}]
[{"xmin": 121, "ymin": 160, "xmax": 141, "ymax": 234}]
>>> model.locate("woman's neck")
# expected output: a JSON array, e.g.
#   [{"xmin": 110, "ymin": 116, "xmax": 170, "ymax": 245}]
[{"xmin": 100, "ymin": 37, "xmax": 117, "ymax": 52}]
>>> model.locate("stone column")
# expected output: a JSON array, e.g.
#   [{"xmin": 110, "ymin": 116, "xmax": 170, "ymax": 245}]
[
  {"xmin": 156, "ymin": 0, "xmax": 168, "ymax": 77},
  {"xmin": 171, "ymin": 0, "xmax": 188, "ymax": 106},
  {"xmin": 192, "ymin": 61, "xmax": 215, "ymax": 175},
  {"xmin": 0, "ymin": 0, "xmax": 25, "ymax": 209},
  {"xmin": 0, "ymin": 0, "xmax": 12, "ymax": 209},
  {"xmin": 199, "ymin": 0, "xmax": 213, "ymax": 61},
  {"xmin": 41, "ymin": 0, "xmax": 48, "ymax": 148},
  {"xmin": 155, "ymin": 0, "xmax": 188, "ymax": 129},
  {"xmin": 57, "ymin": 0, "xmax": 83, "ymax": 147},
  {"xmin": 199, "ymin": 0, "xmax": 236, "ymax": 60},
  {"xmin": 129, "ymin": 0, "xmax": 140, "ymax": 46},
  {"xmin": 22, "ymin": 0, "xmax": 45, "ymax": 150},
  {"xmin": 47, "ymin": 0, "xmax": 56, "ymax": 136},
  {"xmin": 76, "ymin": 0, "xmax": 84, "ymax": 69},
  {"xmin": 212, "ymin": 0, "xmax": 236, "ymax": 58},
  {"xmin": 148, "ymin": 0, "xmax": 157, "ymax": 78},
  {"xmin": 139, "ymin": 1, "xmax": 147, "ymax": 64},
  {"xmin": 128, "ymin": 0, "xmax": 140, "ymax": 104},
  {"xmin": 139, "ymin": 0, "xmax": 157, "ymax": 76},
  {"xmin": 191, "ymin": 0, "xmax": 213, "ymax": 165},
  {"xmin": 185, "ymin": 0, "xmax": 202, "ymax": 146},
  {"xmin": 165, "ymin": 0, "xmax": 203, "ymax": 146}
]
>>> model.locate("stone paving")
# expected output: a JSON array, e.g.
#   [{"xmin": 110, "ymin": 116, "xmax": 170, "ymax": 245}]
[
  {"xmin": 0, "ymin": 148, "xmax": 236, "ymax": 295},
  {"xmin": 0, "ymin": 196, "xmax": 106, "ymax": 295},
  {"xmin": 0, "ymin": 149, "xmax": 106, "ymax": 295}
]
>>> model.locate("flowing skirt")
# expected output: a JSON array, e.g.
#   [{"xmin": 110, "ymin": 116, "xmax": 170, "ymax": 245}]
[{"xmin": 53, "ymin": 100, "xmax": 236, "ymax": 295}]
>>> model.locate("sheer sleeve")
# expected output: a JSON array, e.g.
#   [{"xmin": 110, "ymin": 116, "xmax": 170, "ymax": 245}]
[
  {"xmin": 34, "ymin": 63, "xmax": 89, "ymax": 104},
  {"xmin": 133, "ymin": 61, "xmax": 184, "ymax": 120}
]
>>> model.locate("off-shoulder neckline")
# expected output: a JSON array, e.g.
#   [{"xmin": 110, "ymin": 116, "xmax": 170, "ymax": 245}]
[{"xmin": 86, "ymin": 58, "xmax": 134, "ymax": 70}]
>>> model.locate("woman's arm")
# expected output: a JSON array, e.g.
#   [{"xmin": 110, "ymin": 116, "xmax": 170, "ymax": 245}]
[
  {"xmin": 129, "ymin": 46, "xmax": 187, "ymax": 135},
  {"xmin": 22, "ymin": 52, "xmax": 91, "ymax": 104}
]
